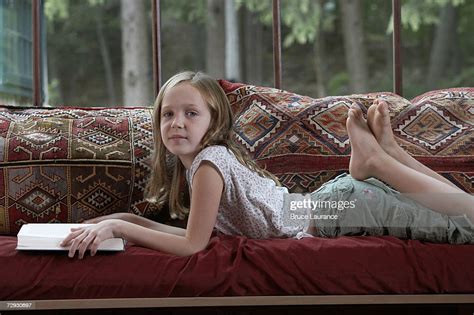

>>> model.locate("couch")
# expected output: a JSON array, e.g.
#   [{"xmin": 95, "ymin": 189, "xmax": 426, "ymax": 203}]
[{"xmin": 0, "ymin": 81, "xmax": 473, "ymax": 313}]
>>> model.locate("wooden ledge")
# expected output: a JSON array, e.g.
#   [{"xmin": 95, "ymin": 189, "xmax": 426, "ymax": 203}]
[{"xmin": 2, "ymin": 294, "xmax": 474, "ymax": 311}]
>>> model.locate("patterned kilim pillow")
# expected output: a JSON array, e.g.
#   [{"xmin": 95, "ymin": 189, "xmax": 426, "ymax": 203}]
[
  {"xmin": 219, "ymin": 81, "xmax": 473, "ymax": 194},
  {"xmin": 0, "ymin": 106, "xmax": 159, "ymax": 235},
  {"xmin": 406, "ymin": 88, "xmax": 474, "ymax": 190},
  {"xmin": 2, "ymin": 86, "xmax": 472, "ymax": 234}
]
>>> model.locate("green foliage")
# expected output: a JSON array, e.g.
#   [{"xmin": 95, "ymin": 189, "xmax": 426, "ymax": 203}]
[
  {"xmin": 236, "ymin": 0, "xmax": 272, "ymax": 24},
  {"xmin": 44, "ymin": 0, "xmax": 122, "ymax": 105},
  {"xmin": 44, "ymin": 0, "xmax": 69, "ymax": 21},
  {"xmin": 87, "ymin": 0, "xmax": 107, "ymax": 6},
  {"xmin": 47, "ymin": 78, "xmax": 61, "ymax": 105},
  {"xmin": 327, "ymin": 71, "xmax": 349, "ymax": 95},
  {"xmin": 38, "ymin": 0, "xmax": 474, "ymax": 105},
  {"xmin": 446, "ymin": 66, "xmax": 474, "ymax": 87},
  {"xmin": 386, "ymin": 0, "xmax": 466, "ymax": 32},
  {"xmin": 162, "ymin": 0, "xmax": 207, "ymax": 24},
  {"xmin": 44, "ymin": 0, "xmax": 106, "ymax": 22},
  {"xmin": 164, "ymin": 0, "xmax": 335, "ymax": 47},
  {"xmin": 236, "ymin": 0, "xmax": 335, "ymax": 47},
  {"xmin": 281, "ymin": 1, "xmax": 320, "ymax": 47}
]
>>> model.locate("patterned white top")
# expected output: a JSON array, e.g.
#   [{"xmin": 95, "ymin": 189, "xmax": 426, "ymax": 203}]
[{"xmin": 185, "ymin": 145, "xmax": 311, "ymax": 239}]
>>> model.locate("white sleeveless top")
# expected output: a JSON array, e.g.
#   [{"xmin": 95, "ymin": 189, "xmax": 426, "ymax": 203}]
[{"xmin": 185, "ymin": 145, "xmax": 310, "ymax": 239}]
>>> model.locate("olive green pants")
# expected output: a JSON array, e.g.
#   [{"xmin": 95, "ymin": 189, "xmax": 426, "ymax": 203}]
[{"xmin": 309, "ymin": 173, "xmax": 473, "ymax": 244}]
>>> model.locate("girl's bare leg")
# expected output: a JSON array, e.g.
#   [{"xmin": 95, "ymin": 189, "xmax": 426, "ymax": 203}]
[
  {"xmin": 366, "ymin": 99, "xmax": 464, "ymax": 192},
  {"xmin": 347, "ymin": 105, "xmax": 474, "ymax": 222}
]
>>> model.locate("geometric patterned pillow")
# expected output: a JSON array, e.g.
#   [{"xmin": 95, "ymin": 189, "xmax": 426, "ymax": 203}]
[
  {"xmin": 2, "ymin": 86, "xmax": 472, "ymax": 235},
  {"xmin": 0, "ymin": 106, "xmax": 159, "ymax": 235},
  {"xmin": 219, "ymin": 80, "xmax": 473, "ymax": 194},
  {"xmin": 406, "ymin": 88, "xmax": 474, "ymax": 191}
]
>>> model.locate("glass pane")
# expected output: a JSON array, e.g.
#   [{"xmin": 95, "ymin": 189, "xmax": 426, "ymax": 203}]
[
  {"xmin": 0, "ymin": 0, "xmax": 33, "ymax": 106},
  {"xmin": 20, "ymin": 0, "xmax": 474, "ymax": 107},
  {"xmin": 161, "ymin": 0, "xmax": 274, "ymax": 87},
  {"xmin": 281, "ymin": 0, "xmax": 393, "ymax": 98},
  {"xmin": 402, "ymin": 0, "xmax": 474, "ymax": 99},
  {"xmin": 45, "ymin": 0, "xmax": 153, "ymax": 107}
]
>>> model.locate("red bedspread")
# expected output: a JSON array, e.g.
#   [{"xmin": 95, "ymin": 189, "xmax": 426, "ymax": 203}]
[{"xmin": 1, "ymin": 234, "xmax": 473, "ymax": 300}]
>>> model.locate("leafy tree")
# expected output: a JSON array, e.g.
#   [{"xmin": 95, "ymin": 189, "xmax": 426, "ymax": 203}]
[
  {"xmin": 394, "ymin": 0, "xmax": 474, "ymax": 95},
  {"xmin": 41, "ymin": 0, "xmax": 474, "ymax": 104},
  {"xmin": 236, "ymin": 0, "xmax": 335, "ymax": 47},
  {"xmin": 397, "ymin": 0, "xmax": 465, "ymax": 32},
  {"xmin": 45, "ymin": 0, "xmax": 153, "ymax": 106},
  {"xmin": 45, "ymin": 0, "xmax": 122, "ymax": 106}
]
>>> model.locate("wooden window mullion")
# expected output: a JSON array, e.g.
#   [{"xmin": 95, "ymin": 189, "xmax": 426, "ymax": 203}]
[
  {"xmin": 272, "ymin": 0, "xmax": 282, "ymax": 89},
  {"xmin": 392, "ymin": 0, "xmax": 402, "ymax": 96},
  {"xmin": 151, "ymin": 0, "xmax": 162, "ymax": 98},
  {"xmin": 32, "ymin": 0, "xmax": 42, "ymax": 107}
]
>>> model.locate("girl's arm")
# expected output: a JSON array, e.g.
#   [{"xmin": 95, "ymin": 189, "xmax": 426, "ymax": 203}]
[
  {"xmin": 62, "ymin": 161, "xmax": 223, "ymax": 258},
  {"xmin": 85, "ymin": 212, "xmax": 186, "ymax": 237}
]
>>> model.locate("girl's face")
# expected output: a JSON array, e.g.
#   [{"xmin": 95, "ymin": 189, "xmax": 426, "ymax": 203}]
[{"xmin": 160, "ymin": 83, "xmax": 212, "ymax": 169}]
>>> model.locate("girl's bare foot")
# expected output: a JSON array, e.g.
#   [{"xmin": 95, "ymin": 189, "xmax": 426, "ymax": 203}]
[
  {"xmin": 366, "ymin": 100, "xmax": 403, "ymax": 160},
  {"xmin": 346, "ymin": 104, "xmax": 389, "ymax": 181}
]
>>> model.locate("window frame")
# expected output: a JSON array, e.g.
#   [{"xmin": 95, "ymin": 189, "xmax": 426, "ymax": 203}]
[{"xmin": 29, "ymin": 0, "xmax": 404, "ymax": 107}]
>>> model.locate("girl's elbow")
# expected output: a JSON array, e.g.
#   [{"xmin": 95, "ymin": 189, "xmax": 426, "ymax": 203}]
[
  {"xmin": 181, "ymin": 240, "xmax": 208, "ymax": 256},
  {"xmin": 175, "ymin": 247, "xmax": 202, "ymax": 257},
  {"xmin": 178, "ymin": 249, "xmax": 199, "ymax": 257}
]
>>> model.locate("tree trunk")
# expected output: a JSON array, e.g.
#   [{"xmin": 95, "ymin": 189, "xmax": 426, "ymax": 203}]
[
  {"xmin": 382, "ymin": 0, "xmax": 393, "ymax": 77},
  {"xmin": 243, "ymin": 9, "xmax": 263, "ymax": 85},
  {"xmin": 314, "ymin": 0, "xmax": 327, "ymax": 97},
  {"xmin": 449, "ymin": 22, "xmax": 461, "ymax": 77},
  {"xmin": 191, "ymin": 24, "xmax": 206, "ymax": 71},
  {"xmin": 206, "ymin": 0, "xmax": 225, "ymax": 78},
  {"xmin": 47, "ymin": 51, "xmax": 63, "ymax": 104},
  {"xmin": 121, "ymin": 0, "xmax": 151, "ymax": 106},
  {"xmin": 95, "ymin": 8, "xmax": 117, "ymax": 105},
  {"xmin": 224, "ymin": 0, "xmax": 241, "ymax": 82},
  {"xmin": 427, "ymin": 3, "xmax": 457, "ymax": 90},
  {"xmin": 340, "ymin": 0, "xmax": 368, "ymax": 93}
]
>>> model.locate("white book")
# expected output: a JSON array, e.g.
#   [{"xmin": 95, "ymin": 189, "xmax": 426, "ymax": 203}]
[{"xmin": 16, "ymin": 223, "xmax": 125, "ymax": 251}]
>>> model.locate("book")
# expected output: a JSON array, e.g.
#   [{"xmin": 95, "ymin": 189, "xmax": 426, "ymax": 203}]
[{"xmin": 16, "ymin": 223, "xmax": 125, "ymax": 251}]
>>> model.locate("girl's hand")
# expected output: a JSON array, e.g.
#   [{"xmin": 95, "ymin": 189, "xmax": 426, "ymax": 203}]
[
  {"xmin": 83, "ymin": 213, "xmax": 127, "ymax": 224},
  {"xmin": 60, "ymin": 220, "xmax": 121, "ymax": 259}
]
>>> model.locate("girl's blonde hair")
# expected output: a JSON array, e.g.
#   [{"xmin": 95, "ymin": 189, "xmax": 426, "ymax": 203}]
[{"xmin": 145, "ymin": 71, "xmax": 280, "ymax": 219}]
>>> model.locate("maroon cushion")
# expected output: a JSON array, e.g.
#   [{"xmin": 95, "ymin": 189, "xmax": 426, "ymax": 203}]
[{"xmin": 1, "ymin": 234, "xmax": 473, "ymax": 299}]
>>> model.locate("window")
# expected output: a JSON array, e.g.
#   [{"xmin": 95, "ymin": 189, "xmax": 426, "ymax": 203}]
[
  {"xmin": 45, "ymin": 0, "xmax": 153, "ymax": 107},
  {"xmin": 0, "ymin": 0, "xmax": 37, "ymax": 105},
  {"xmin": 2, "ymin": 0, "xmax": 474, "ymax": 107}
]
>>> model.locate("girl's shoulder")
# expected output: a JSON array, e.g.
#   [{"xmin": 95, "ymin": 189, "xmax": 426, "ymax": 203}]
[
  {"xmin": 193, "ymin": 145, "xmax": 233, "ymax": 166},
  {"xmin": 198, "ymin": 145, "xmax": 231, "ymax": 158},
  {"xmin": 188, "ymin": 145, "xmax": 233, "ymax": 182}
]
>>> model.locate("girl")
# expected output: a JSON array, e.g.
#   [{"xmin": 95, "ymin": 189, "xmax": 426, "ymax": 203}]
[{"xmin": 61, "ymin": 71, "xmax": 473, "ymax": 259}]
